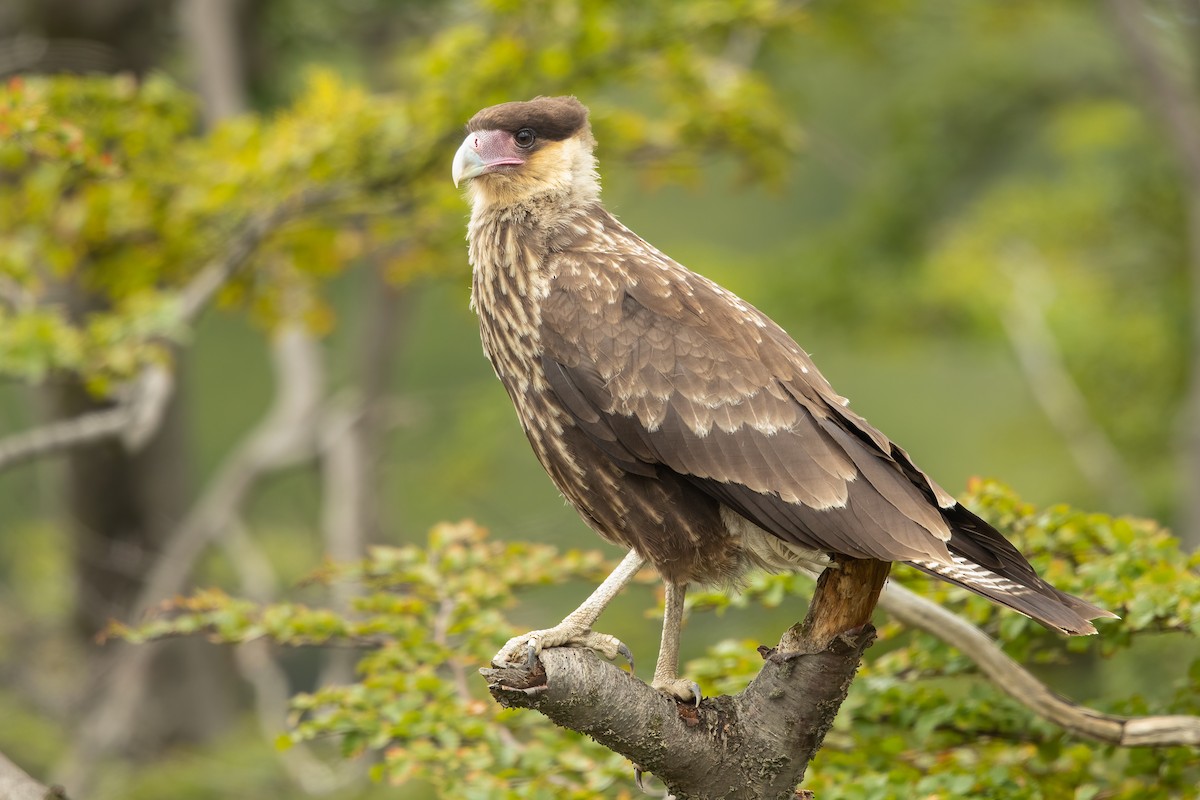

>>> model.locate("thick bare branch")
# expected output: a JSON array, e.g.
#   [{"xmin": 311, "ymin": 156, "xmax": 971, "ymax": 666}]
[
  {"xmin": 780, "ymin": 557, "xmax": 890, "ymax": 653},
  {"xmin": 878, "ymin": 582, "xmax": 1200, "ymax": 747},
  {"xmin": 483, "ymin": 559, "xmax": 888, "ymax": 800},
  {"xmin": 0, "ymin": 750, "xmax": 65, "ymax": 800},
  {"xmin": 485, "ymin": 555, "xmax": 1195, "ymax": 800},
  {"xmin": 486, "ymin": 630, "xmax": 873, "ymax": 800}
]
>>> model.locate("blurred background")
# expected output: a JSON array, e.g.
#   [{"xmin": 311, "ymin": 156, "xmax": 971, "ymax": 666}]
[{"xmin": 0, "ymin": 0, "xmax": 1197, "ymax": 797}]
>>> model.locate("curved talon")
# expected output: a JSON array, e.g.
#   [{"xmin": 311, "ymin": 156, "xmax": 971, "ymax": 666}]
[
  {"xmin": 618, "ymin": 641, "xmax": 635, "ymax": 673},
  {"xmin": 494, "ymin": 627, "xmax": 631, "ymax": 671},
  {"xmin": 634, "ymin": 766, "xmax": 651, "ymax": 794},
  {"xmin": 651, "ymin": 677, "xmax": 701, "ymax": 705}
]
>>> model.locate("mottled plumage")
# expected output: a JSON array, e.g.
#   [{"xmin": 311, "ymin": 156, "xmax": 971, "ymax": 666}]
[{"xmin": 455, "ymin": 96, "xmax": 1112, "ymax": 640}]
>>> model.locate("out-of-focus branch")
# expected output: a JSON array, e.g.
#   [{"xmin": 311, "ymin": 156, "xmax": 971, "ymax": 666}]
[
  {"xmin": 222, "ymin": 521, "xmax": 359, "ymax": 795},
  {"xmin": 176, "ymin": 187, "xmax": 346, "ymax": 324},
  {"xmin": 1001, "ymin": 251, "xmax": 1143, "ymax": 511},
  {"xmin": 316, "ymin": 261, "xmax": 410, "ymax": 686},
  {"xmin": 0, "ymin": 750, "xmax": 65, "ymax": 800},
  {"xmin": 178, "ymin": 0, "xmax": 247, "ymax": 125},
  {"xmin": 354, "ymin": 260, "xmax": 410, "ymax": 539},
  {"xmin": 135, "ymin": 326, "xmax": 323, "ymax": 616},
  {"xmin": 316, "ymin": 399, "xmax": 369, "ymax": 688},
  {"xmin": 0, "ymin": 186, "xmax": 345, "ymax": 477},
  {"xmin": 878, "ymin": 582, "xmax": 1200, "ymax": 747},
  {"xmin": 0, "ymin": 366, "xmax": 170, "ymax": 471},
  {"xmin": 53, "ymin": 325, "xmax": 325, "ymax": 791},
  {"xmin": 1107, "ymin": 0, "xmax": 1200, "ymax": 546},
  {"xmin": 1107, "ymin": 0, "xmax": 1200, "ymax": 187}
]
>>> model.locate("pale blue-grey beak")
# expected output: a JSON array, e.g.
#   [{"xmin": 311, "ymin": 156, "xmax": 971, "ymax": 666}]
[
  {"xmin": 452, "ymin": 133, "xmax": 486, "ymax": 188},
  {"xmin": 452, "ymin": 130, "xmax": 525, "ymax": 187}
]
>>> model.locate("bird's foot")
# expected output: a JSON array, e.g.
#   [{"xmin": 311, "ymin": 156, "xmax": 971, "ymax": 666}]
[
  {"xmin": 493, "ymin": 625, "xmax": 634, "ymax": 672},
  {"xmin": 651, "ymin": 676, "xmax": 702, "ymax": 706}
]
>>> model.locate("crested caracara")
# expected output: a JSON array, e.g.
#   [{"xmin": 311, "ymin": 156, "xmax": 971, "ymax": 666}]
[{"xmin": 453, "ymin": 96, "xmax": 1113, "ymax": 702}]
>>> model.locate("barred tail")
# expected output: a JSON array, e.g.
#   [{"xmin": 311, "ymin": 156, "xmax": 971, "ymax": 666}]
[{"xmin": 907, "ymin": 503, "xmax": 1117, "ymax": 636}]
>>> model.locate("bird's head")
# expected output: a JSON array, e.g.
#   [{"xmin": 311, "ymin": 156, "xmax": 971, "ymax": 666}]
[{"xmin": 452, "ymin": 96, "xmax": 599, "ymax": 209}]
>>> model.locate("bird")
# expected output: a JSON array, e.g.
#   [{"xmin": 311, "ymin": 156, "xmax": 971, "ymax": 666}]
[{"xmin": 452, "ymin": 95, "xmax": 1114, "ymax": 702}]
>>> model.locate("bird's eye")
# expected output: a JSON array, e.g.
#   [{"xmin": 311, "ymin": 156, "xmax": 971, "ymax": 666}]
[{"xmin": 514, "ymin": 128, "xmax": 536, "ymax": 149}]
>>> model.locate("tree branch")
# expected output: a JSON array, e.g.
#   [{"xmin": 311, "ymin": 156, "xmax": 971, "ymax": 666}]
[
  {"xmin": 1107, "ymin": 0, "xmax": 1200, "ymax": 546},
  {"xmin": 221, "ymin": 520, "xmax": 360, "ymax": 794},
  {"xmin": 486, "ymin": 632, "xmax": 873, "ymax": 800},
  {"xmin": 0, "ymin": 749, "xmax": 65, "ymax": 800},
  {"xmin": 877, "ymin": 581, "xmax": 1200, "ymax": 747},
  {"xmin": 482, "ymin": 555, "xmax": 1196, "ymax": 799},
  {"xmin": 1000, "ymin": 249, "xmax": 1144, "ymax": 511},
  {"xmin": 53, "ymin": 325, "xmax": 325, "ymax": 790},
  {"xmin": 482, "ymin": 558, "xmax": 889, "ymax": 800},
  {"xmin": 0, "ymin": 366, "xmax": 171, "ymax": 472},
  {"xmin": 0, "ymin": 185, "xmax": 344, "ymax": 477}
]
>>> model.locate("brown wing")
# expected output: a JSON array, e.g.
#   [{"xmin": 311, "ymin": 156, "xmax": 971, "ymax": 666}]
[
  {"xmin": 540, "ymin": 213, "xmax": 960, "ymax": 565},
  {"xmin": 539, "ymin": 209, "xmax": 1114, "ymax": 634}
]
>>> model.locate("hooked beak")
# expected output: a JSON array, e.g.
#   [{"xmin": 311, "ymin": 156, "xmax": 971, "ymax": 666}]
[{"xmin": 452, "ymin": 130, "xmax": 525, "ymax": 187}]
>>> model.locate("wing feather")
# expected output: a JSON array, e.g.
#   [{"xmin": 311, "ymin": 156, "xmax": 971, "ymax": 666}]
[{"xmin": 540, "ymin": 222, "xmax": 957, "ymax": 566}]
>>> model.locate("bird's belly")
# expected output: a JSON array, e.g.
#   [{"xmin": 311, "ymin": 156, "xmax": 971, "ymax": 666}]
[
  {"xmin": 524, "ymin": 426, "xmax": 833, "ymax": 588},
  {"xmin": 515, "ymin": 412, "xmax": 742, "ymax": 584},
  {"xmin": 720, "ymin": 505, "xmax": 831, "ymax": 578}
]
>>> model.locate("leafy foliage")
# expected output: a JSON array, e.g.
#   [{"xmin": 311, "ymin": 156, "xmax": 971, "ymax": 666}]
[
  {"xmin": 739, "ymin": 1, "xmax": 1190, "ymax": 516},
  {"xmin": 6, "ymin": 2, "xmax": 1200, "ymax": 797},
  {"xmin": 0, "ymin": 0, "xmax": 802, "ymax": 394},
  {"xmin": 691, "ymin": 480, "xmax": 1200, "ymax": 799},
  {"xmin": 114, "ymin": 521, "xmax": 644, "ymax": 799},
  {"xmin": 118, "ymin": 484, "xmax": 1199, "ymax": 798}
]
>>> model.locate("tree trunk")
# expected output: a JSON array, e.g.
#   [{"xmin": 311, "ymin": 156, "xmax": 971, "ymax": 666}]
[{"xmin": 6, "ymin": 0, "xmax": 243, "ymax": 754}]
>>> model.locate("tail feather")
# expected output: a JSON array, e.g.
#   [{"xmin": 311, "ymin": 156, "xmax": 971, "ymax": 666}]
[{"xmin": 907, "ymin": 503, "xmax": 1117, "ymax": 636}]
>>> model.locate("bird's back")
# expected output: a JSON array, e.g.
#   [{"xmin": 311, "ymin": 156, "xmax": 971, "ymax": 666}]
[
  {"xmin": 458, "ymin": 95, "xmax": 1112, "ymax": 634},
  {"xmin": 469, "ymin": 201, "xmax": 752, "ymax": 584}
]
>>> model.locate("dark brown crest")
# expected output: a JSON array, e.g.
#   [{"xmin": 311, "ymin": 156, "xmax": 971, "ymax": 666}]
[{"xmin": 467, "ymin": 96, "xmax": 590, "ymax": 141}]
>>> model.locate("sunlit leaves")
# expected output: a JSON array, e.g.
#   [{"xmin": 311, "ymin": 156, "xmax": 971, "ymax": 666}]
[
  {"xmin": 115, "ymin": 485, "xmax": 1199, "ymax": 798},
  {"xmin": 1, "ymin": 0, "xmax": 805, "ymax": 399},
  {"xmin": 114, "ymin": 521, "xmax": 634, "ymax": 798},
  {"xmin": 693, "ymin": 479, "xmax": 1200, "ymax": 798}
]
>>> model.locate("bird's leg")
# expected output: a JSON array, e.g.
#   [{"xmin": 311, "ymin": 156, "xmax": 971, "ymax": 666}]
[
  {"xmin": 492, "ymin": 549, "xmax": 644, "ymax": 670},
  {"xmin": 651, "ymin": 580, "xmax": 701, "ymax": 705}
]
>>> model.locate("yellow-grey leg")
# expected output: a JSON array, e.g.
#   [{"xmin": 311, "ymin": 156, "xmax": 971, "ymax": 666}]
[
  {"xmin": 493, "ymin": 549, "xmax": 644, "ymax": 669},
  {"xmin": 651, "ymin": 580, "xmax": 700, "ymax": 705}
]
